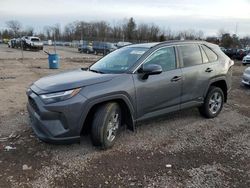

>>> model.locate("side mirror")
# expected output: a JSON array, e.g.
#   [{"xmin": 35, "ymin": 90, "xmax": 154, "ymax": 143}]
[{"xmin": 138, "ymin": 64, "xmax": 162, "ymax": 79}]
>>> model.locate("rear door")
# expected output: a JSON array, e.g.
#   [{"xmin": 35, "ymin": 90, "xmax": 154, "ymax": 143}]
[{"xmin": 177, "ymin": 44, "xmax": 212, "ymax": 106}]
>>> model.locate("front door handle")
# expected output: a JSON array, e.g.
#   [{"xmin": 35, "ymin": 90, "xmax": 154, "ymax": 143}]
[
  {"xmin": 205, "ymin": 68, "xmax": 213, "ymax": 73},
  {"xmin": 171, "ymin": 76, "xmax": 182, "ymax": 82}
]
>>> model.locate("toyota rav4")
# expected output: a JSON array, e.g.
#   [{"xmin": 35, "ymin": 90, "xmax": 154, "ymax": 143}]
[{"xmin": 27, "ymin": 41, "xmax": 234, "ymax": 149}]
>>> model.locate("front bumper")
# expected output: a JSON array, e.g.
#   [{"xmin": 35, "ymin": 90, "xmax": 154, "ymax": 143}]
[{"xmin": 26, "ymin": 89, "xmax": 87, "ymax": 144}]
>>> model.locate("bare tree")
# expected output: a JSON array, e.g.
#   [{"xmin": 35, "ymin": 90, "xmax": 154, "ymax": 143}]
[
  {"xmin": 53, "ymin": 24, "xmax": 61, "ymax": 40},
  {"xmin": 165, "ymin": 28, "xmax": 174, "ymax": 40},
  {"xmin": 149, "ymin": 24, "xmax": 160, "ymax": 41},
  {"xmin": 240, "ymin": 36, "xmax": 250, "ymax": 48},
  {"xmin": 23, "ymin": 26, "xmax": 34, "ymax": 36},
  {"xmin": 6, "ymin": 20, "xmax": 22, "ymax": 37},
  {"xmin": 137, "ymin": 23, "xmax": 149, "ymax": 42},
  {"xmin": 44, "ymin": 26, "xmax": 52, "ymax": 39},
  {"xmin": 64, "ymin": 23, "xmax": 76, "ymax": 41},
  {"xmin": 111, "ymin": 25, "xmax": 123, "ymax": 42},
  {"xmin": 197, "ymin": 30, "xmax": 204, "ymax": 40}
]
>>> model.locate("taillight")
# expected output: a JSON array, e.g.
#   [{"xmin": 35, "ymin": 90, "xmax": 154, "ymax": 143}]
[{"xmin": 229, "ymin": 59, "xmax": 234, "ymax": 67}]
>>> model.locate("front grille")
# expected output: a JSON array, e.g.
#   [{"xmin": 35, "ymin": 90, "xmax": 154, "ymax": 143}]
[
  {"xmin": 29, "ymin": 97, "xmax": 40, "ymax": 115},
  {"xmin": 246, "ymin": 59, "xmax": 250, "ymax": 63}
]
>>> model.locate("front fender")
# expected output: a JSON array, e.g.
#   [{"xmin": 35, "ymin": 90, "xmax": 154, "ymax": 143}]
[{"xmin": 78, "ymin": 92, "xmax": 136, "ymax": 134}]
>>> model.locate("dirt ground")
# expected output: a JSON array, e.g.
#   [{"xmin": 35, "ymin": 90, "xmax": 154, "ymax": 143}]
[{"xmin": 0, "ymin": 44, "xmax": 249, "ymax": 188}]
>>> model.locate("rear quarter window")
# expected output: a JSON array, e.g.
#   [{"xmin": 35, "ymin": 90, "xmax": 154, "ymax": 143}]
[{"xmin": 202, "ymin": 45, "xmax": 218, "ymax": 62}]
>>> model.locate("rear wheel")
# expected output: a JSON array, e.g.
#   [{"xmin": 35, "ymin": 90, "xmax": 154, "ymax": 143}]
[
  {"xmin": 91, "ymin": 102, "xmax": 121, "ymax": 149},
  {"xmin": 199, "ymin": 86, "xmax": 224, "ymax": 118}
]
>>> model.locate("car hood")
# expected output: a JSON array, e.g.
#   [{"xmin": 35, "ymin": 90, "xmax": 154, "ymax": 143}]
[
  {"xmin": 31, "ymin": 69, "xmax": 115, "ymax": 94},
  {"xmin": 244, "ymin": 54, "xmax": 250, "ymax": 59}
]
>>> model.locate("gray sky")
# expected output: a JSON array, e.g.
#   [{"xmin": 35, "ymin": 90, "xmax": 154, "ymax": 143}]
[{"xmin": 0, "ymin": 0, "xmax": 250, "ymax": 36}]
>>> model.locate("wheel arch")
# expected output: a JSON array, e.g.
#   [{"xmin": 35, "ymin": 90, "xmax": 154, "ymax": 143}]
[
  {"xmin": 206, "ymin": 78, "xmax": 228, "ymax": 102},
  {"xmin": 80, "ymin": 95, "xmax": 136, "ymax": 135}
]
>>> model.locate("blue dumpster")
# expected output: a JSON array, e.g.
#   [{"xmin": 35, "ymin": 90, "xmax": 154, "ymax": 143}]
[{"xmin": 48, "ymin": 54, "xmax": 59, "ymax": 69}]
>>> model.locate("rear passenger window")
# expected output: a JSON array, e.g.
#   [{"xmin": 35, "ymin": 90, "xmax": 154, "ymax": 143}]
[
  {"xmin": 178, "ymin": 44, "xmax": 202, "ymax": 67},
  {"xmin": 202, "ymin": 45, "xmax": 218, "ymax": 62}
]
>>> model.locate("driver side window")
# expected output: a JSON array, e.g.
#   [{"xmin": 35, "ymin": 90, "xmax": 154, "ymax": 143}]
[{"xmin": 144, "ymin": 47, "xmax": 176, "ymax": 72}]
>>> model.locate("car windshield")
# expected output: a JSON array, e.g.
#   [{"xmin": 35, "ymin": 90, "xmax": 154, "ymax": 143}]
[
  {"xmin": 31, "ymin": 38, "xmax": 40, "ymax": 41},
  {"xmin": 89, "ymin": 47, "xmax": 148, "ymax": 73}
]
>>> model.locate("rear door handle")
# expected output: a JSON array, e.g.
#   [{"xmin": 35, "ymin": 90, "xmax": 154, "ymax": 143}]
[
  {"xmin": 171, "ymin": 76, "xmax": 182, "ymax": 82},
  {"xmin": 205, "ymin": 68, "xmax": 213, "ymax": 73}
]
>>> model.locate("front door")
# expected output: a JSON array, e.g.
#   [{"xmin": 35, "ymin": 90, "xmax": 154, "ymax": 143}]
[{"xmin": 132, "ymin": 46, "xmax": 182, "ymax": 120}]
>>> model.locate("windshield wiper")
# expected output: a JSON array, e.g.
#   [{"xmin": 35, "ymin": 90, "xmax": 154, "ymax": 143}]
[{"xmin": 89, "ymin": 69, "xmax": 104, "ymax": 74}]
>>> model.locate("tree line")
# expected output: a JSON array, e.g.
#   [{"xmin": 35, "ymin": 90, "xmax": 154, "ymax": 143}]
[{"xmin": 1, "ymin": 18, "xmax": 250, "ymax": 48}]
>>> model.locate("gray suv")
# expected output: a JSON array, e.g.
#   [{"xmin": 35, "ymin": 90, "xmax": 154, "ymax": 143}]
[{"xmin": 27, "ymin": 41, "xmax": 234, "ymax": 149}]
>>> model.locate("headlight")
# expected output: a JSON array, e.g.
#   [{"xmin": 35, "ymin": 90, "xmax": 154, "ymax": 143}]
[{"xmin": 40, "ymin": 88, "xmax": 81, "ymax": 104}]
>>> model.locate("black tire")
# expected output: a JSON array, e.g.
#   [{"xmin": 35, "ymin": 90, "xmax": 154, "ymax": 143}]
[
  {"xmin": 91, "ymin": 102, "xmax": 121, "ymax": 149},
  {"xmin": 199, "ymin": 86, "xmax": 224, "ymax": 118},
  {"xmin": 243, "ymin": 63, "xmax": 247, "ymax": 66}
]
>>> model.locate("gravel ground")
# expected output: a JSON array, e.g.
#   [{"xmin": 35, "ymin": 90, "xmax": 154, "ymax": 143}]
[{"xmin": 0, "ymin": 44, "xmax": 249, "ymax": 187}]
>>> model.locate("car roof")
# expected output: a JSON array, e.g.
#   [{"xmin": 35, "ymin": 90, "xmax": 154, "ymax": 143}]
[
  {"xmin": 129, "ymin": 42, "xmax": 160, "ymax": 48},
  {"xmin": 129, "ymin": 40, "xmax": 211, "ymax": 49}
]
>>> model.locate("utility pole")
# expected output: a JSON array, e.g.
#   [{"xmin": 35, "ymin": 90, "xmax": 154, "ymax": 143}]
[
  {"xmin": 81, "ymin": 24, "xmax": 83, "ymax": 42},
  {"xmin": 53, "ymin": 29, "xmax": 56, "ymax": 54},
  {"xmin": 235, "ymin": 22, "xmax": 238, "ymax": 36}
]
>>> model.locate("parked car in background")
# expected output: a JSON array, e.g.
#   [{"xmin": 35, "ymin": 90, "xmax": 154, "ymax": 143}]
[
  {"xmin": 53, "ymin": 41, "xmax": 64, "ymax": 46},
  {"xmin": 220, "ymin": 47, "xmax": 226, "ymax": 53},
  {"xmin": 27, "ymin": 41, "xmax": 233, "ymax": 149},
  {"xmin": 222, "ymin": 48, "xmax": 249, "ymax": 60},
  {"xmin": 3, "ymin": 38, "xmax": 9, "ymax": 44},
  {"xmin": 235, "ymin": 49, "xmax": 249, "ymax": 60},
  {"xmin": 21, "ymin": 36, "xmax": 43, "ymax": 50},
  {"xmin": 78, "ymin": 41, "xmax": 94, "ymax": 54},
  {"xmin": 116, "ymin": 41, "xmax": 132, "ymax": 48},
  {"xmin": 224, "ymin": 48, "xmax": 237, "ymax": 59},
  {"xmin": 64, "ymin": 42, "xmax": 71, "ymax": 46},
  {"xmin": 242, "ymin": 53, "xmax": 250, "ymax": 66},
  {"xmin": 242, "ymin": 67, "xmax": 250, "ymax": 86},
  {"xmin": 93, "ymin": 41, "xmax": 117, "ymax": 55},
  {"xmin": 8, "ymin": 38, "xmax": 16, "ymax": 48}
]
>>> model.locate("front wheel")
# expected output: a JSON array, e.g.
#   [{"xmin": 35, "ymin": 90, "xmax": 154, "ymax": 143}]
[
  {"xmin": 91, "ymin": 102, "xmax": 121, "ymax": 149},
  {"xmin": 199, "ymin": 86, "xmax": 224, "ymax": 118}
]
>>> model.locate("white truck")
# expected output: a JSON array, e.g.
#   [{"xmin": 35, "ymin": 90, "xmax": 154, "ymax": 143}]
[{"xmin": 21, "ymin": 36, "xmax": 43, "ymax": 50}]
